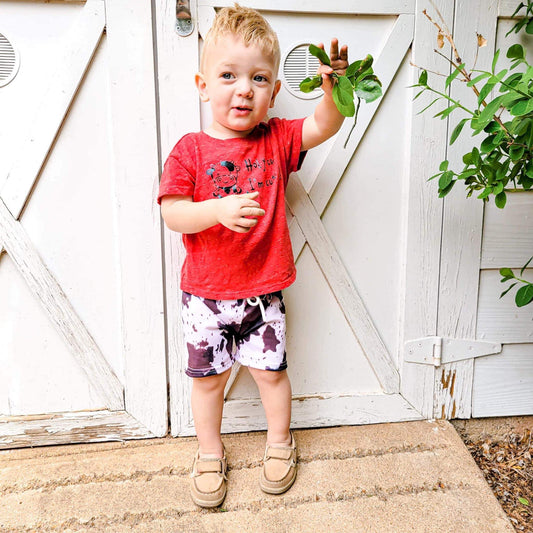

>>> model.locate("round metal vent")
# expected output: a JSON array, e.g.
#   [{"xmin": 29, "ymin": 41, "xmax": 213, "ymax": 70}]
[
  {"xmin": 282, "ymin": 43, "xmax": 322, "ymax": 100},
  {"xmin": 0, "ymin": 33, "xmax": 20, "ymax": 88}
]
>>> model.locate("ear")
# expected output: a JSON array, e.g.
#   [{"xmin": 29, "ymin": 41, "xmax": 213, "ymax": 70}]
[
  {"xmin": 195, "ymin": 72, "xmax": 209, "ymax": 102},
  {"xmin": 269, "ymin": 79, "xmax": 282, "ymax": 108}
]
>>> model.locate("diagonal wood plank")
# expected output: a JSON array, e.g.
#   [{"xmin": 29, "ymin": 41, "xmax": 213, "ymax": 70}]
[
  {"xmin": 0, "ymin": 0, "xmax": 105, "ymax": 222},
  {"xmin": 286, "ymin": 174, "xmax": 400, "ymax": 393},
  {"xmin": 309, "ymin": 14, "xmax": 415, "ymax": 217},
  {"xmin": 0, "ymin": 198, "xmax": 123, "ymax": 410}
]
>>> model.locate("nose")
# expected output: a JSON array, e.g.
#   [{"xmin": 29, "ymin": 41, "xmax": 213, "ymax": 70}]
[{"xmin": 236, "ymin": 78, "xmax": 253, "ymax": 98}]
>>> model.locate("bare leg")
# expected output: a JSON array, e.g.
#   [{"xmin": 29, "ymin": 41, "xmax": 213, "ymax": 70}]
[
  {"xmin": 191, "ymin": 369, "xmax": 231, "ymax": 457},
  {"xmin": 248, "ymin": 368, "xmax": 292, "ymax": 445}
]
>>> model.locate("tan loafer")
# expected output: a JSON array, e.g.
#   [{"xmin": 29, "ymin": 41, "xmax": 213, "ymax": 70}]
[
  {"xmin": 190, "ymin": 449, "xmax": 228, "ymax": 508},
  {"xmin": 260, "ymin": 432, "xmax": 297, "ymax": 494}
]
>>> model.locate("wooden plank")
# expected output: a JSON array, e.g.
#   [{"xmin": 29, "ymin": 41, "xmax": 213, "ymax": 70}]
[
  {"xmin": 198, "ymin": 0, "xmax": 415, "ymax": 15},
  {"xmin": 472, "ymin": 344, "xmax": 533, "ymax": 417},
  {"xmin": 287, "ymin": 174, "xmax": 400, "ymax": 393},
  {"xmin": 434, "ymin": 0, "xmax": 499, "ymax": 419},
  {"xmin": 399, "ymin": 0, "xmax": 454, "ymax": 418},
  {"xmin": 176, "ymin": 393, "xmax": 422, "ymax": 436},
  {"xmin": 105, "ymin": 0, "xmax": 168, "ymax": 437},
  {"xmin": 499, "ymin": 0, "xmax": 528, "ymax": 17},
  {"xmin": 0, "ymin": 198, "xmax": 124, "ymax": 411},
  {"xmin": 481, "ymin": 192, "xmax": 533, "ymax": 269},
  {"xmin": 0, "ymin": 0, "xmax": 105, "ymax": 222},
  {"xmin": 0, "ymin": 410, "xmax": 154, "ymax": 450},
  {"xmin": 308, "ymin": 14, "xmax": 415, "ymax": 217},
  {"xmin": 153, "ymin": 0, "xmax": 202, "ymax": 436},
  {"xmin": 477, "ymin": 269, "xmax": 533, "ymax": 343}
]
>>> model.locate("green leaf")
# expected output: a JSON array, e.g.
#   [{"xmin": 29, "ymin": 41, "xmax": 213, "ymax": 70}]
[
  {"xmin": 520, "ymin": 256, "xmax": 533, "ymax": 276},
  {"xmin": 345, "ymin": 60, "xmax": 362, "ymax": 78},
  {"xmin": 492, "ymin": 49, "xmax": 500, "ymax": 74},
  {"xmin": 519, "ymin": 496, "xmax": 530, "ymax": 506},
  {"xmin": 434, "ymin": 103, "xmax": 459, "ymax": 120},
  {"xmin": 450, "ymin": 118, "xmax": 469, "ymax": 145},
  {"xmin": 510, "ymin": 98, "xmax": 531, "ymax": 116},
  {"xmin": 516, "ymin": 284, "xmax": 533, "ymax": 307},
  {"xmin": 332, "ymin": 77, "xmax": 355, "ymax": 117},
  {"xmin": 438, "ymin": 180, "xmax": 455, "ymax": 197},
  {"xmin": 472, "ymin": 96, "xmax": 505, "ymax": 130},
  {"xmin": 500, "ymin": 282, "xmax": 518, "ymax": 298},
  {"xmin": 468, "ymin": 71, "xmax": 491, "ymax": 87},
  {"xmin": 478, "ymin": 187, "xmax": 493, "ymax": 199},
  {"xmin": 527, "ymin": 19, "xmax": 533, "ymax": 34},
  {"xmin": 509, "ymin": 144, "xmax": 525, "ymax": 161},
  {"xmin": 446, "ymin": 63, "xmax": 465, "ymax": 89},
  {"xmin": 439, "ymin": 160, "xmax": 449, "ymax": 171},
  {"xmin": 480, "ymin": 135, "xmax": 498, "ymax": 153},
  {"xmin": 478, "ymin": 80, "xmax": 498, "ymax": 105},
  {"xmin": 299, "ymin": 75, "xmax": 323, "ymax": 93},
  {"xmin": 418, "ymin": 69, "xmax": 428, "ymax": 86},
  {"xmin": 417, "ymin": 98, "xmax": 440, "ymax": 115},
  {"xmin": 354, "ymin": 78, "xmax": 382, "ymax": 103},
  {"xmin": 308, "ymin": 44, "xmax": 331, "ymax": 66},
  {"xmin": 510, "ymin": 2, "xmax": 525, "ymax": 19},
  {"xmin": 495, "ymin": 191, "xmax": 507, "ymax": 208},
  {"xmin": 439, "ymin": 171, "xmax": 454, "ymax": 190},
  {"xmin": 500, "ymin": 267, "xmax": 514, "ymax": 278},
  {"xmin": 507, "ymin": 44, "xmax": 525, "ymax": 60}
]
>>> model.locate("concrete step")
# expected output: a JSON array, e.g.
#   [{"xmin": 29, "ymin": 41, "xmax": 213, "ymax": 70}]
[{"xmin": 0, "ymin": 420, "xmax": 514, "ymax": 533}]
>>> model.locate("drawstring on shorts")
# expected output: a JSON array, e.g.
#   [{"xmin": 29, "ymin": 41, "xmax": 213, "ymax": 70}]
[{"xmin": 246, "ymin": 296, "xmax": 267, "ymax": 323}]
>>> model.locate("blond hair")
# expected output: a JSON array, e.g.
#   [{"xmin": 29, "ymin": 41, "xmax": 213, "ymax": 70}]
[{"xmin": 200, "ymin": 4, "xmax": 280, "ymax": 72}]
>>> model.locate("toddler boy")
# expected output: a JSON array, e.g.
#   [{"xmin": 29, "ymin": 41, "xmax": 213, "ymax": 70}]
[{"xmin": 158, "ymin": 3, "xmax": 348, "ymax": 508}]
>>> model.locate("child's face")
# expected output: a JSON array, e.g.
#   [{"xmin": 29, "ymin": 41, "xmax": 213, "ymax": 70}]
[{"xmin": 196, "ymin": 35, "xmax": 281, "ymax": 139}]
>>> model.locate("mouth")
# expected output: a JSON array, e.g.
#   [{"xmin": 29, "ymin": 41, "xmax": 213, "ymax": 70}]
[{"xmin": 233, "ymin": 106, "xmax": 252, "ymax": 112}]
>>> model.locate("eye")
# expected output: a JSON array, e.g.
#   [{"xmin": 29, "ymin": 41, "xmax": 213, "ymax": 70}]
[
  {"xmin": 254, "ymin": 75, "xmax": 268, "ymax": 83},
  {"xmin": 221, "ymin": 72, "xmax": 233, "ymax": 80}
]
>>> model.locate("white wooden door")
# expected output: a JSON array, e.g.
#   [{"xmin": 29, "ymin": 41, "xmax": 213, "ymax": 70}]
[
  {"xmin": 156, "ymin": 0, "xmax": 458, "ymax": 436},
  {"xmin": 433, "ymin": 0, "xmax": 533, "ymax": 419},
  {"xmin": 0, "ymin": 0, "xmax": 167, "ymax": 448}
]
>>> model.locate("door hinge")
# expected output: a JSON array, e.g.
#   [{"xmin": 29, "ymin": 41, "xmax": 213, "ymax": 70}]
[{"xmin": 404, "ymin": 336, "xmax": 501, "ymax": 367}]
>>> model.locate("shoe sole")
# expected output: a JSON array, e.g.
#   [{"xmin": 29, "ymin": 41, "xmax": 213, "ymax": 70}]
[
  {"xmin": 191, "ymin": 490, "xmax": 226, "ymax": 508},
  {"xmin": 259, "ymin": 469, "xmax": 297, "ymax": 495}
]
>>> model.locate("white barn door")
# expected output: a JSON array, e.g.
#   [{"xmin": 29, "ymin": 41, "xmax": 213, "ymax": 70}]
[
  {"xmin": 157, "ymin": 0, "xmax": 453, "ymax": 436},
  {"xmin": 0, "ymin": 0, "xmax": 167, "ymax": 448}
]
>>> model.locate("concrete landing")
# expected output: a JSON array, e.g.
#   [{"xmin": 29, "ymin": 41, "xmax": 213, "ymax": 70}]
[{"xmin": 0, "ymin": 420, "xmax": 514, "ymax": 532}]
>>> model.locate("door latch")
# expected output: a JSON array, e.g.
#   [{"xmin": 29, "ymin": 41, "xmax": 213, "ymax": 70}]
[{"xmin": 176, "ymin": 0, "xmax": 194, "ymax": 36}]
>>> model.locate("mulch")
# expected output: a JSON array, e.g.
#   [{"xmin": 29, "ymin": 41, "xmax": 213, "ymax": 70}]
[{"xmin": 459, "ymin": 429, "xmax": 532, "ymax": 532}]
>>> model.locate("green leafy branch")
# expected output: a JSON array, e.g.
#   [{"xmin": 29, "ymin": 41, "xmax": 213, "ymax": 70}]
[
  {"xmin": 411, "ymin": 31, "xmax": 533, "ymax": 208},
  {"xmin": 500, "ymin": 256, "xmax": 533, "ymax": 307},
  {"xmin": 506, "ymin": 1, "xmax": 533, "ymax": 36},
  {"xmin": 299, "ymin": 44, "xmax": 383, "ymax": 148}
]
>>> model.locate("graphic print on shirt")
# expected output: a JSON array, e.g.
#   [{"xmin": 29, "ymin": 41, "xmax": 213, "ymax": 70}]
[{"xmin": 206, "ymin": 158, "xmax": 279, "ymax": 198}]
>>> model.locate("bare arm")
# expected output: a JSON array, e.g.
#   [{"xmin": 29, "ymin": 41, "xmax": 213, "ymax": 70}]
[
  {"xmin": 160, "ymin": 192, "xmax": 265, "ymax": 234},
  {"xmin": 302, "ymin": 39, "xmax": 349, "ymax": 151}
]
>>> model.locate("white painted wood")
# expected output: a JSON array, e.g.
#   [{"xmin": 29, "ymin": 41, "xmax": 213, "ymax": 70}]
[
  {"xmin": 399, "ymin": 0, "xmax": 454, "ymax": 418},
  {"xmin": 0, "ymin": 410, "xmax": 156, "ymax": 450},
  {"xmin": 198, "ymin": 0, "xmax": 415, "ymax": 15},
  {"xmin": 308, "ymin": 14, "xmax": 415, "ymax": 217},
  {"xmin": 154, "ymin": 0, "xmax": 201, "ymax": 436},
  {"xmin": 197, "ymin": 4, "xmax": 216, "ymax": 39},
  {"xmin": 286, "ymin": 174, "xmax": 400, "ymax": 393},
  {"xmin": 498, "ymin": 0, "xmax": 528, "ymax": 16},
  {"xmin": 472, "ymin": 343, "xmax": 533, "ymax": 417},
  {"xmin": 481, "ymin": 192, "xmax": 533, "ymax": 269},
  {"xmin": 477, "ymin": 269, "xmax": 533, "ymax": 343},
  {"xmin": 0, "ymin": 0, "xmax": 105, "ymax": 222},
  {"xmin": 434, "ymin": 0, "xmax": 499, "ymax": 420},
  {"xmin": 105, "ymin": 0, "xmax": 168, "ymax": 436},
  {"xmin": 0, "ymin": 198, "xmax": 124, "ymax": 411}
]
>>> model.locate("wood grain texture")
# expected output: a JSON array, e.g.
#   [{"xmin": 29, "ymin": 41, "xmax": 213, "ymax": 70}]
[
  {"xmin": 0, "ymin": 410, "xmax": 154, "ymax": 449},
  {"xmin": 435, "ymin": 0, "xmax": 499, "ymax": 419},
  {"xmin": 0, "ymin": 0, "xmax": 105, "ymax": 222},
  {"xmin": 0, "ymin": 198, "xmax": 124, "ymax": 411},
  {"xmin": 287, "ymin": 174, "xmax": 400, "ymax": 393}
]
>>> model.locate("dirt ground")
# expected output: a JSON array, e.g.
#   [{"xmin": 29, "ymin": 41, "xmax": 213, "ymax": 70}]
[{"xmin": 452, "ymin": 417, "xmax": 533, "ymax": 533}]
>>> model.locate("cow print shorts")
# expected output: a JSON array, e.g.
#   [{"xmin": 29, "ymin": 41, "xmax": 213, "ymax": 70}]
[{"xmin": 181, "ymin": 291, "xmax": 287, "ymax": 378}]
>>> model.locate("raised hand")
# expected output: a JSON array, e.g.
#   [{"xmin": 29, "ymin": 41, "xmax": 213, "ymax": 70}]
[{"xmin": 216, "ymin": 191, "xmax": 265, "ymax": 233}]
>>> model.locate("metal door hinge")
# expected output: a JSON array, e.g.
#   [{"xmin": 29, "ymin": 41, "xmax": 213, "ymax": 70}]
[{"xmin": 404, "ymin": 336, "xmax": 501, "ymax": 367}]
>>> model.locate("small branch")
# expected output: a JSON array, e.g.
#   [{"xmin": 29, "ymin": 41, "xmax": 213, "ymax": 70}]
[{"xmin": 409, "ymin": 60, "xmax": 447, "ymax": 77}]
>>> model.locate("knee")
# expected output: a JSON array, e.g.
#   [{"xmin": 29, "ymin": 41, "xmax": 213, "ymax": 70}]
[
  {"xmin": 193, "ymin": 370, "xmax": 230, "ymax": 394},
  {"xmin": 249, "ymin": 368, "xmax": 288, "ymax": 387}
]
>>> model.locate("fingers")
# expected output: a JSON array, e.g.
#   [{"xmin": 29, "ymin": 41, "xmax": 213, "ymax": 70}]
[{"xmin": 330, "ymin": 38, "xmax": 339, "ymax": 61}]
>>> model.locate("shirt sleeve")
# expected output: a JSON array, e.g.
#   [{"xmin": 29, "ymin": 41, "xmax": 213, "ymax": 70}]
[{"xmin": 157, "ymin": 135, "xmax": 197, "ymax": 204}]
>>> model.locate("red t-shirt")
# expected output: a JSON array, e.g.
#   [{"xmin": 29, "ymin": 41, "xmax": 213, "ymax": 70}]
[{"xmin": 157, "ymin": 117, "xmax": 305, "ymax": 299}]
